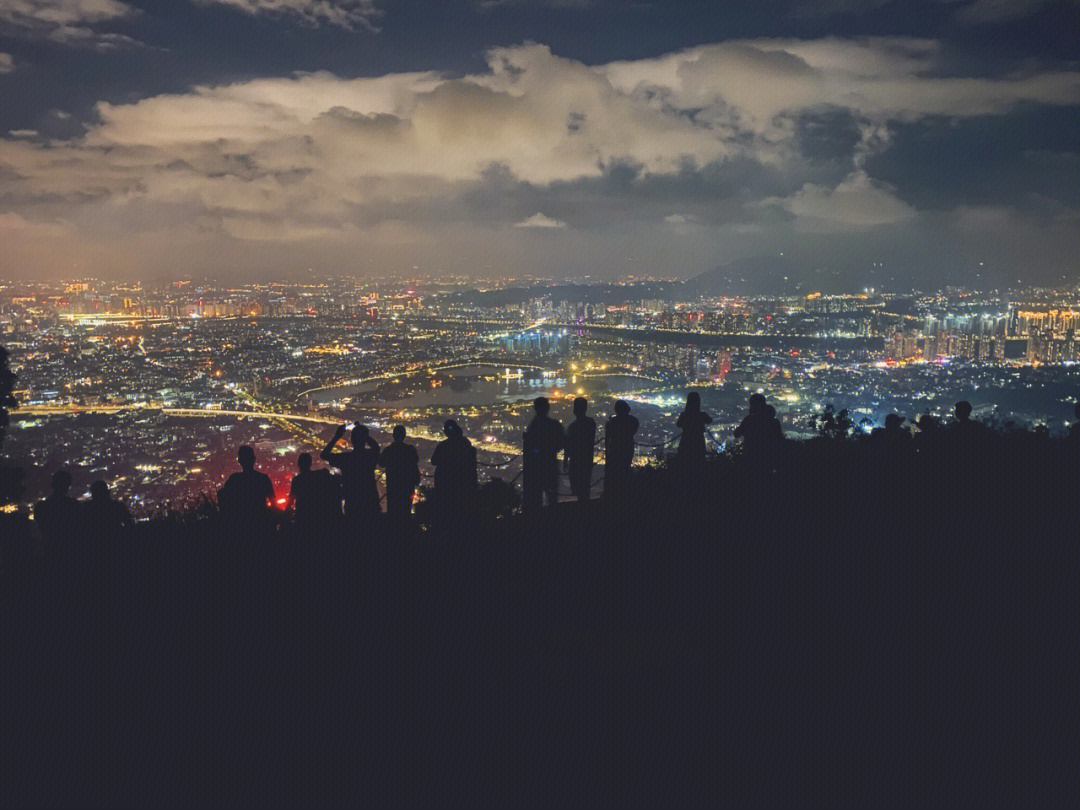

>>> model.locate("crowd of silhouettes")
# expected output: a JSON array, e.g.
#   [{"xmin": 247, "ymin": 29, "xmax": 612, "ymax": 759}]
[{"xmin": 18, "ymin": 389, "xmax": 1080, "ymax": 548}]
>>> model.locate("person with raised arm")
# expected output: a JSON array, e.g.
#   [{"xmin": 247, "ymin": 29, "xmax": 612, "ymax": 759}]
[{"xmin": 321, "ymin": 424, "xmax": 381, "ymax": 523}]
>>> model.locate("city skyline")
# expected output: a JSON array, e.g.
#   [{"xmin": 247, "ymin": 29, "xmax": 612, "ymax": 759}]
[{"xmin": 0, "ymin": 0, "xmax": 1078, "ymax": 284}]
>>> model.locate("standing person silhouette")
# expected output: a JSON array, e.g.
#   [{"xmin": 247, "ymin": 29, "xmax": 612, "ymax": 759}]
[
  {"xmin": 676, "ymin": 391, "xmax": 712, "ymax": 473},
  {"xmin": 321, "ymin": 424, "xmax": 381, "ymax": 523},
  {"xmin": 734, "ymin": 393, "xmax": 782, "ymax": 460},
  {"xmin": 34, "ymin": 469, "xmax": 81, "ymax": 549},
  {"xmin": 379, "ymin": 425, "xmax": 421, "ymax": 532},
  {"xmin": 523, "ymin": 397, "xmax": 564, "ymax": 511},
  {"xmin": 564, "ymin": 397, "xmax": 597, "ymax": 501},
  {"xmin": 430, "ymin": 419, "xmax": 477, "ymax": 529},
  {"xmin": 218, "ymin": 446, "xmax": 275, "ymax": 532},
  {"xmin": 604, "ymin": 400, "xmax": 639, "ymax": 502}
]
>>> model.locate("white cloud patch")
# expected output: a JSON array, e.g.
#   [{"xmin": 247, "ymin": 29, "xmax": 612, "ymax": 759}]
[
  {"xmin": 775, "ymin": 170, "xmax": 918, "ymax": 232},
  {"xmin": 0, "ymin": 0, "xmax": 139, "ymax": 48},
  {"xmin": 0, "ymin": 52, "xmax": 13, "ymax": 72},
  {"xmin": 199, "ymin": 0, "xmax": 382, "ymax": 30},
  {"xmin": 514, "ymin": 212, "xmax": 567, "ymax": 228}
]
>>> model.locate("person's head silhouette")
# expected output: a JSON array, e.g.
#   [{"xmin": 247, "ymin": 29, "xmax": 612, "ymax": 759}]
[
  {"xmin": 297, "ymin": 452, "xmax": 312, "ymax": 473},
  {"xmin": 573, "ymin": 397, "xmax": 588, "ymax": 418},
  {"xmin": 51, "ymin": 469, "xmax": 72, "ymax": 496},
  {"xmin": 534, "ymin": 397, "xmax": 550, "ymax": 416},
  {"xmin": 614, "ymin": 399, "xmax": 630, "ymax": 416},
  {"xmin": 444, "ymin": 419, "xmax": 461, "ymax": 438},
  {"xmin": 237, "ymin": 446, "xmax": 256, "ymax": 470},
  {"xmin": 351, "ymin": 424, "xmax": 368, "ymax": 448},
  {"xmin": 685, "ymin": 391, "xmax": 701, "ymax": 412},
  {"xmin": 749, "ymin": 393, "xmax": 766, "ymax": 413},
  {"xmin": 955, "ymin": 401, "xmax": 972, "ymax": 421},
  {"xmin": 884, "ymin": 414, "xmax": 905, "ymax": 430},
  {"xmin": 393, "ymin": 425, "xmax": 407, "ymax": 442},
  {"xmin": 90, "ymin": 480, "xmax": 110, "ymax": 502}
]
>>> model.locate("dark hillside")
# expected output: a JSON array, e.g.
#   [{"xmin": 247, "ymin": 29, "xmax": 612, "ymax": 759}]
[{"xmin": 4, "ymin": 433, "xmax": 1079, "ymax": 807}]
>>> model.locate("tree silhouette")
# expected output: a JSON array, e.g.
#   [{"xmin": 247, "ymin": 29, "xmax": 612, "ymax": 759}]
[
  {"xmin": 0, "ymin": 344, "xmax": 15, "ymax": 451},
  {"xmin": 0, "ymin": 344, "xmax": 22, "ymax": 505},
  {"xmin": 811, "ymin": 404, "xmax": 854, "ymax": 440}
]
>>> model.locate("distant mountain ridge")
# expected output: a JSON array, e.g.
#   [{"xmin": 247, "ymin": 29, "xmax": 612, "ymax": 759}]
[{"xmin": 690, "ymin": 255, "xmax": 888, "ymax": 297}]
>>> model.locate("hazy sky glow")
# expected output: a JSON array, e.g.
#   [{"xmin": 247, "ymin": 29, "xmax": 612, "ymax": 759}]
[{"xmin": 1, "ymin": 0, "xmax": 1078, "ymax": 285}]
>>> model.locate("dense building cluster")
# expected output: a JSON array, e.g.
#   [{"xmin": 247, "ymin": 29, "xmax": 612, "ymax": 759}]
[{"xmin": 4, "ymin": 276, "xmax": 1080, "ymax": 511}]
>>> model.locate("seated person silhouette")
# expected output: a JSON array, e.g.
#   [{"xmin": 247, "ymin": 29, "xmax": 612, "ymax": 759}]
[
  {"xmin": 289, "ymin": 452, "xmax": 338, "ymax": 530},
  {"xmin": 604, "ymin": 400, "xmax": 639, "ymax": 500},
  {"xmin": 321, "ymin": 424, "xmax": 381, "ymax": 522},
  {"xmin": 379, "ymin": 425, "xmax": 421, "ymax": 529},
  {"xmin": 85, "ymin": 480, "xmax": 132, "ymax": 537},
  {"xmin": 871, "ymin": 414, "xmax": 911, "ymax": 448},
  {"xmin": 564, "ymin": 397, "xmax": 597, "ymax": 501},
  {"xmin": 218, "ymin": 445, "xmax": 275, "ymax": 528},
  {"xmin": 34, "ymin": 469, "xmax": 81, "ymax": 548},
  {"xmin": 523, "ymin": 396, "xmax": 564, "ymax": 510},
  {"xmin": 430, "ymin": 420, "xmax": 477, "ymax": 527}
]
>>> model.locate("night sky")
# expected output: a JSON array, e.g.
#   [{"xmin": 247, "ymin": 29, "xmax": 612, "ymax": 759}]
[{"xmin": 1, "ymin": 0, "xmax": 1078, "ymax": 286}]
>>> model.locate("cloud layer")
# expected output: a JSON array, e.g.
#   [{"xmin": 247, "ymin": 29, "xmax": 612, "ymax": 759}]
[
  {"xmin": 198, "ymin": 0, "xmax": 382, "ymax": 30},
  {"xmin": 0, "ymin": 0, "xmax": 139, "ymax": 48},
  {"xmin": 1, "ymin": 37, "xmax": 1078, "ymax": 280}
]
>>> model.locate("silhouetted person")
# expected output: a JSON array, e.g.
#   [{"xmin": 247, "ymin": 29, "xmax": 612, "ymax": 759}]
[
  {"xmin": 871, "ymin": 414, "xmax": 911, "ymax": 449},
  {"xmin": 523, "ymin": 396, "xmax": 564, "ymax": 510},
  {"xmin": 85, "ymin": 480, "xmax": 132, "ymax": 537},
  {"xmin": 950, "ymin": 400, "xmax": 991, "ymax": 440},
  {"xmin": 321, "ymin": 424, "xmax": 381, "ymax": 522},
  {"xmin": 218, "ymin": 445, "xmax": 275, "ymax": 530},
  {"xmin": 1070, "ymin": 403, "xmax": 1080, "ymax": 443},
  {"xmin": 380, "ymin": 425, "xmax": 421, "ymax": 530},
  {"xmin": 734, "ymin": 393, "xmax": 782, "ymax": 460},
  {"xmin": 915, "ymin": 411, "xmax": 940, "ymax": 440},
  {"xmin": 34, "ymin": 469, "xmax": 80, "ymax": 548},
  {"xmin": 289, "ymin": 452, "xmax": 339, "ymax": 531},
  {"xmin": 676, "ymin": 391, "xmax": 713, "ymax": 472},
  {"xmin": 604, "ymin": 400, "xmax": 638, "ymax": 502},
  {"xmin": 430, "ymin": 420, "xmax": 477, "ymax": 527},
  {"xmin": 564, "ymin": 397, "xmax": 597, "ymax": 501}
]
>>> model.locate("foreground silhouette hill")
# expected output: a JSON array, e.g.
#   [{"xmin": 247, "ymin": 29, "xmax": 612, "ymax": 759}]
[{"xmin": 4, "ymin": 431, "xmax": 1079, "ymax": 807}]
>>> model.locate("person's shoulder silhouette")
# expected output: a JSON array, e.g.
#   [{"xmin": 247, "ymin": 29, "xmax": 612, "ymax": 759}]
[
  {"xmin": 380, "ymin": 426, "xmax": 421, "ymax": 483},
  {"xmin": 86, "ymin": 480, "xmax": 131, "ymax": 536}
]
